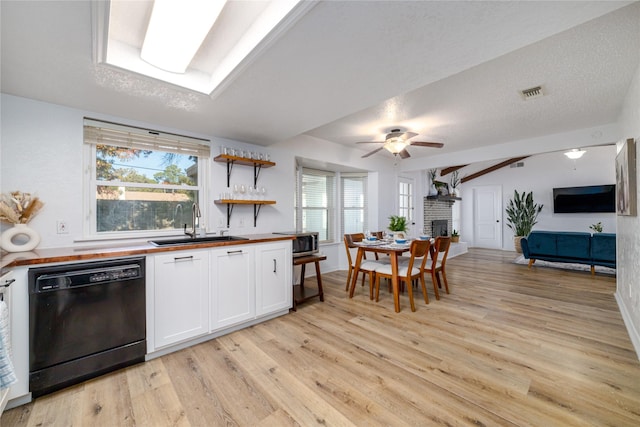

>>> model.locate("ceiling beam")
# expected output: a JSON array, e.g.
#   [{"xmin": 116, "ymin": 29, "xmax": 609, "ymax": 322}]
[
  {"xmin": 461, "ymin": 156, "xmax": 529, "ymax": 183},
  {"xmin": 440, "ymin": 165, "xmax": 468, "ymax": 176}
]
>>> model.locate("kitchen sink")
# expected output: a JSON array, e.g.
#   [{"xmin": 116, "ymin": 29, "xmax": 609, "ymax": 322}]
[{"xmin": 149, "ymin": 235, "xmax": 248, "ymax": 246}]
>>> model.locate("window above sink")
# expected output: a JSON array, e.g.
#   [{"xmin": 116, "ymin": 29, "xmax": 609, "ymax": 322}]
[{"xmin": 83, "ymin": 118, "xmax": 211, "ymax": 240}]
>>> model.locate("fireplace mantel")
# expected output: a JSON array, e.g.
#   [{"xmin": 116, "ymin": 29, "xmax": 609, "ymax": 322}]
[{"xmin": 426, "ymin": 195, "xmax": 461, "ymax": 202}]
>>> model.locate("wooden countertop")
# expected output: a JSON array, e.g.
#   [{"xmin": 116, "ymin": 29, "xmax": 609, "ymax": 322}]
[{"xmin": 0, "ymin": 233, "xmax": 295, "ymax": 270}]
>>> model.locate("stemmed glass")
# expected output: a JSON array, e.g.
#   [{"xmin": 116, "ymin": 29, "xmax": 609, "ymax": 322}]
[
  {"xmin": 260, "ymin": 186, "xmax": 266, "ymax": 200},
  {"xmin": 239, "ymin": 184, "xmax": 246, "ymax": 200},
  {"xmin": 233, "ymin": 184, "xmax": 240, "ymax": 200}
]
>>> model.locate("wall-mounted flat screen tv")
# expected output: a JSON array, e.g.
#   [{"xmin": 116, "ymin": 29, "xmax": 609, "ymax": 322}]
[{"xmin": 553, "ymin": 185, "xmax": 616, "ymax": 213}]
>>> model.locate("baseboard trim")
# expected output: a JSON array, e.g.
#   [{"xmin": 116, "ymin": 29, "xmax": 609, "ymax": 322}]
[{"xmin": 615, "ymin": 291, "xmax": 640, "ymax": 361}]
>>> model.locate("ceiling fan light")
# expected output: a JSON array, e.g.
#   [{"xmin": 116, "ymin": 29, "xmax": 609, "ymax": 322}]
[
  {"xmin": 564, "ymin": 148, "xmax": 586, "ymax": 159},
  {"xmin": 384, "ymin": 138, "xmax": 409, "ymax": 154}
]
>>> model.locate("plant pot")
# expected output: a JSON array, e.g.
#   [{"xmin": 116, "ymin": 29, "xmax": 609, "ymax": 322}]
[
  {"xmin": 451, "ymin": 235, "xmax": 460, "ymax": 243},
  {"xmin": 513, "ymin": 236, "xmax": 524, "ymax": 253}
]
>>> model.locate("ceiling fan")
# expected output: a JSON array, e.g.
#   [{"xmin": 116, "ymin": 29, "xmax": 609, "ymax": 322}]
[{"xmin": 357, "ymin": 129, "xmax": 444, "ymax": 159}]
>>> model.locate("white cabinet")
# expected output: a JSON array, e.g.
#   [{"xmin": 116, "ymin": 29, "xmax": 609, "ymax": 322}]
[
  {"xmin": 210, "ymin": 246, "xmax": 255, "ymax": 330},
  {"xmin": 5, "ymin": 267, "xmax": 29, "ymax": 407},
  {"xmin": 153, "ymin": 250, "xmax": 209, "ymax": 348},
  {"xmin": 256, "ymin": 241, "xmax": 292, "ymax": 316},
  {"xmin": 1, "ymin": 270, "xmax": 15, "ymax": 413}
]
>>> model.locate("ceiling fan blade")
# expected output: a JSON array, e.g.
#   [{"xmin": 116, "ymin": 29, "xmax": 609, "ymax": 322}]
[
  {"xmin": 410, "ymin": 141, "xmax": 444, "ymax": 148},
  {"xmin": 356, "ymin": 141, "xmax": 383, "ymax": 144},
  {"xmin": 399, "ymin": 149, "xmax": 411, "ymax": 159},
  {"xmin": 361, "ymin": 146, "xmax": 385, "ymax": 158}
]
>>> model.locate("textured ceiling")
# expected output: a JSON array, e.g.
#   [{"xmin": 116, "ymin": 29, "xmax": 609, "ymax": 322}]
[{"xmin": 1, "ymin": 1, "xmax": 638, "ymax": 164}]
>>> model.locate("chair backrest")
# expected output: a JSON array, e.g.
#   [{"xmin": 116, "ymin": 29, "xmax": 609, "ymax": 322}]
[
  {"xmin": 408, "ymin": 239, "xmax": 432, "ymax": 272},
  {"xmin": 372, "ymin": 231, "xmax": 385, "ymax": 239},
  {"xmin": 431, "ymin": 236, "xmax": 452, "ymax": 268},
  {"xmin": 344, "ymin": 233, "xmax": 366, "ymax": 266}
]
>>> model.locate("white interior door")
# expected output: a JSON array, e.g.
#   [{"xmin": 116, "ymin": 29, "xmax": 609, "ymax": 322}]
[{"xmin": 473, "ymin": 185, "xmax": 503, "ymax": 249}]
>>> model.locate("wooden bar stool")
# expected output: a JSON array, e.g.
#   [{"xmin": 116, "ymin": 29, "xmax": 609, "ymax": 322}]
[{"xmin": 292, "ymin": 254, "xmax": 326, "ymax": 310}]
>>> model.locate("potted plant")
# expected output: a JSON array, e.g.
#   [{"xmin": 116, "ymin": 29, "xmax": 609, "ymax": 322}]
[
  {"xmin": 388, "ymin": 215, "xmax": 408, "ymax": 239},
  {"xmin": 451, "ymin": 229, "xmax": 460, "ymax": 243},
  {"xmin": 589, "ymin": 222, "xmax": 603, "ymax": 233},
  {"xmin": 449, "ymin": 171, "xmax": 461, "ymax": 197},
  {"xmin": 505, "ymin": 190, "xmax": 543, "ymax": 253}
]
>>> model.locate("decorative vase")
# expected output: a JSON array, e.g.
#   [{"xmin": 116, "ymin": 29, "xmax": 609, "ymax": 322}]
[
  {"xmin": 429, "ymin": 183, "xmax": 438, "ymax": 196},
  {"xmin": 1, "ymin": 223, "xmax": 41, "ymax": 252}
]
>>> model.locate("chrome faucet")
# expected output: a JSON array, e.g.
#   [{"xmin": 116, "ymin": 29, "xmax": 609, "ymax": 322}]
[{"xmin": 184, "ymin": 202, "xmax": 201, "ymax": 238}]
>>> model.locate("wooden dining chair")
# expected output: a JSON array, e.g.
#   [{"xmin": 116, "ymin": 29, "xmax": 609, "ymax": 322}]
[
  {"xmin": 374, "ymin": 239, "xmax": 432, "ymax": 312},
  {"xmin": 424, "ymin": 236, "xmax": 451, "ymax": 300},
  {"xmin": 344, "ymin": 233, "xmax": 384, "ymax": 299}
]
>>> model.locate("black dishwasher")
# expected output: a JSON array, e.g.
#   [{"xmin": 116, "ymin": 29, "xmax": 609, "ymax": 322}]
[{"xmin": 29, "ymin": 257, "xmax": 146, "ymax": 398}]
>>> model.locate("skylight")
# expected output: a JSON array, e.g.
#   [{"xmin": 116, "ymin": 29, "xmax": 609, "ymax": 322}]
[{"xmin": 96, "ymin": 0, "xmax": 312, "ymax": 95}]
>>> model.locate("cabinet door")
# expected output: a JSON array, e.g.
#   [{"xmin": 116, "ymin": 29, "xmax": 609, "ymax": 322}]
[
  {"xmin": 210, "ymin": 246, "xmax": 255, "ymax": 331},
  {"xmin": 5, "ymin": 268, "xmax": 29, "ymax": 403},
  {"xmin": 256, "ymin": 242, "xmax": 292, "ymax": 316},
  {"xmin": 154, "ymin": 251, "xmax": 209, "ymax": 348}
]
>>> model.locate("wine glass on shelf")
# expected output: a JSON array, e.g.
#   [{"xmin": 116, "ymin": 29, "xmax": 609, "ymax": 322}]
[
  {"xmin": 260, "ymin": 186, "xmax": 266, "ymax": 201},
  {"xmin": 248, "ymin": 185, "xmax": 255, "ymax": 200},
  {"xmin": 233, "ymin": 184, "xmax": 239, "ymax": 200},
  {"xmin": 239, "ymin": 184, "xmax": 246, "ymax": 200}
]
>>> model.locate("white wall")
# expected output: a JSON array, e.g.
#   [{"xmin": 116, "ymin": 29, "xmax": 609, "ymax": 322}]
[
  {"xmin": 0, "ymin": 94, "xmax": 296, "ymax": 248},
  {"xmin": 457, "ymin": 145, "xmax": 617, "ymax": 249},
  {"xmin": 616, "ymin": 61, "xmax": 640, "ymax": 359}
]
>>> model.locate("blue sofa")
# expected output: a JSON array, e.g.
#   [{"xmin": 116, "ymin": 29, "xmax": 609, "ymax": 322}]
[{"xmin": 520, "ymin": 231, "xmax": 616, "ymax": 274}]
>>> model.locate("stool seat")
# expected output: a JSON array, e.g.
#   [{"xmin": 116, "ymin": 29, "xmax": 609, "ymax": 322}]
[{"xmin": 292, "ymin": 254, "xmax": 326, "ymax": 310}]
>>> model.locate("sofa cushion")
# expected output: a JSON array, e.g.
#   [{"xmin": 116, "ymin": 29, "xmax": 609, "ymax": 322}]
[
  {"xmin": 591, "ymin": 233, "xmax": 616, "ymax": 262},
  {"xmin": 527, "ymin": 231, "xmax": 557, "ymax": 256},
  {"xmin": 556, "ymin": 232, "xmax": 591, "ymax": 259}
]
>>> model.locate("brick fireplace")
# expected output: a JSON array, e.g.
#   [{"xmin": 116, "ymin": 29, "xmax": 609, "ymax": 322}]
[{"xmin": 423, "ymin": 197, "xmax": 454, "ymax": 236}]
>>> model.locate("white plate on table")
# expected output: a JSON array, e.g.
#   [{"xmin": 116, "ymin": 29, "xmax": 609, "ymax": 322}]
[{"xmin": 361, "ymin": 240, "xmax": 383, "ymax": 245}]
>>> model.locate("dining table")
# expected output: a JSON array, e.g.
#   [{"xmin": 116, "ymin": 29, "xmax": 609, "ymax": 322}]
[{"xmin": 348, "ymin": 239, "xmax": 413, "ymax": 313}]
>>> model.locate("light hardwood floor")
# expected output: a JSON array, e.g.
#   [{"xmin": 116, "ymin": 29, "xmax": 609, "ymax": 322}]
[{"xmin": 3, "ymin": 249, "xmax": 640, "ymax": 426}]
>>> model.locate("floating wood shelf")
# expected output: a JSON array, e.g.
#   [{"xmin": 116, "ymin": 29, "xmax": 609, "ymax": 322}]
[
  {"xmin": 214, "ymin": 154, "xmax": 276, "ymax": 187},
  {"xmin": 214, "ymin": 199, "xmax": 276, "ymax": 228}
]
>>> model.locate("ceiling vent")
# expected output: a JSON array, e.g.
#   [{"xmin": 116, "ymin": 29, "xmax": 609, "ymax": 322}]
[
  {"xmin": 509, "ymin": 162, "xmax": 525, "ymax": 168},
  {"xmin": 521, "ymin": 85, "xmax": 544, "ymax": 100}
]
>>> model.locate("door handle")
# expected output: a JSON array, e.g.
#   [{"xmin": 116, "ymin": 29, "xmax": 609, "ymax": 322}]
[
  {"xmin": 273, "ymin": 259, "xmax": 277, "ymax": 273},
  {"xmin": 174, "ymin": 255, "xmax": 194, "ymax": 262},
  {"xmin": 1, "ymin": 278, "xmax": 15, "ymax": 288}
]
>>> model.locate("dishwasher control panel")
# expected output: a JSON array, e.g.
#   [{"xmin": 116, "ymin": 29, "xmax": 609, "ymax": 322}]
[{"xmin": 31, "ymin": 260, "xmax": 144, "ymax": 292}]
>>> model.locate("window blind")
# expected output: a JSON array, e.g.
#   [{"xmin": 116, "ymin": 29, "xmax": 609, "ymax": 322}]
[
  {"xmin": 84, "ymin": 118, "xmax": 211, "ymax": 158},
  {"xmin": 298, "ymin": 168, "xmax": 335, "ymax": 242},
  {"xmin": 341, "ymin": 173, "xmax": 368, "ymax": 235}
]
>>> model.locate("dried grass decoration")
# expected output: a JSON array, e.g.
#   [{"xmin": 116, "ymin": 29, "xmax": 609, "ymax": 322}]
[{"xmin": 0, "ymin": 191, "xmax": 44, "ymax": 224}]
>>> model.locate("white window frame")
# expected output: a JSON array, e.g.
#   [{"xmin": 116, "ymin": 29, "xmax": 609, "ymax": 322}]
[
  {"xmin": 341, "ymin": 173, "xmax": 368, "ymax": 236},
  {"xmin": 295, "ymin": 167, "xmax": 336, "ymax": 243},
  {"xmin": 82, "ymin": 118, "xmax": 210, "ymax": 240}
]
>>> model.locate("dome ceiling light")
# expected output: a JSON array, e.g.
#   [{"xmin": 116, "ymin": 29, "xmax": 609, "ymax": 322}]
[{"xmin": 564, "ymin": 148, "xmax": 586, "ymax": 159}]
